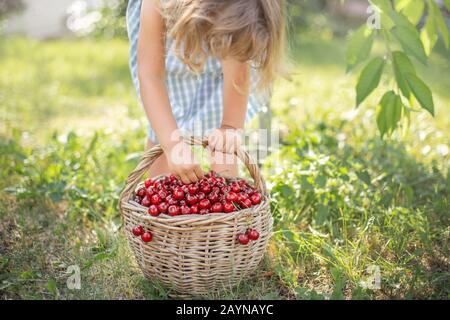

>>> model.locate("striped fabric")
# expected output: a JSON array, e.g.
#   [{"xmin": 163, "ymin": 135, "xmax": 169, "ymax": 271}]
[{"xmin": 126, "ymin": 0, "xmax": 269, "ymax": 143}]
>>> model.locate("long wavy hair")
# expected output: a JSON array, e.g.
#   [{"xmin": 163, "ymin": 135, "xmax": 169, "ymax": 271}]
[{"xmin": 160, "ymin": 0, "xmax": 286, "ymax": 91}]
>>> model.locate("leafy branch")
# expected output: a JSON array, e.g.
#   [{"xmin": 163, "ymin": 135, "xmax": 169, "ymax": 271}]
[{"xmin": 346, "ymin": 0, "xmax": 450, "ymax": 137}]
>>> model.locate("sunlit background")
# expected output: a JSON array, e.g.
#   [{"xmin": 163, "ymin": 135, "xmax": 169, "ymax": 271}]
[{"xmin": 0, "ymin": 0, "xmax": 449, "ymax": 299}]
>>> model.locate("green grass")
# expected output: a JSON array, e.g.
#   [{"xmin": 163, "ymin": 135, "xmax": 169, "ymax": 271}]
[{"xmin": 0, "ymin": 34, "xmax": 449, "ymax": 299}]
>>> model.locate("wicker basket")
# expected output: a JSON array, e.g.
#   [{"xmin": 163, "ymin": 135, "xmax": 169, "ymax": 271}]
[{"xmin": 119, "ymin": 137, "xmax": 273, "ymax": 296}]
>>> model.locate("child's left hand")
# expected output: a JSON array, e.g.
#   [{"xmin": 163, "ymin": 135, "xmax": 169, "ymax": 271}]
[{"xmin": 207, "ymin": 126, "xmax": 242, "ymax": 154}]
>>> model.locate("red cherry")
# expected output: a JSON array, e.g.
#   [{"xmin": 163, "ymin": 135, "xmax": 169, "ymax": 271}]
[
  {"xmin": 211, "ymin": 202, "xmax": 223, "ymax": 213},
  {"xmin": 146, "ymin": 186, "xmax": 156, "ymax": 196},
  {"xmin": 188, "ymin": 184, "xmax": 199, "ymax": 195},
  {"xmin": 199, "ymin": 199, "xmax": 211, "ymax": 210},
  {"xmin": 241, "ymin": 198, "xmax": 252, "ymax": 208},
  {"xmin": 141, "ymin": 232, "xmax": 153, "ymax": 243},
  {"xmin": 137, "ymin": 187, "xmax": 146, "ymax": 197},
  {"xmin": 132, "ymin": 225, "xmax": 144, "ymax": 236},
  {"xmin": 223, "ymin": 202, "xmax": 235, "ymax": 213},
  {"xmin": 237, "ymin": 193, "xmax": 248, "ymax": 203},
  {"xmin": 207, "ymin": 177, "xmax": 217, "ymax": 186},
  {"xmin": 190, "ymin": 204, "xmax": 199, "ymax": 214},
  {"xmin": 168, "ymin": 205, "xmax": 180, "ymax": 216},
  {"xmin": 197, "ymin": 192, "xmax": 206, "ymax": 200},
  {"xmin": 148, "ymin": 205, "xmax": 159, "ymax": 216},
  {"xmin": 180, "ymin": 205, "xmax": 191, "ymax": 215},
  {"xmin": 225, "ymin": 192, "xmax": 238, "ymax": 202},
  {"xmin": 237, "ymin": 233, "xmax": 249, "ymax": 245},
  {"xmin": 199, "ymin": 209, "xmax": 209, "ymax": 215},
  {"xmin": 169, "ymin": 174, "xmax": 178, "ymax": 182},
  {"xmin": 186, "ymin": 194, "xmax": 198, "ymax": 205},
  {"xmin": 150, "ymin": 194, "xmax": 161, "ymax": 205},
  {"xmin": 246, "ymin": 229, "xmax": 260, "ymax": 240},
  {"xmin": 208, "ymin": 192, "xmax": 219, "ymax": 203},
  {"xmin": 173, "ymin": 187, "xmax": 185, "ymax": 200},
  {"xmin": 200, "ymin": 183, "xmax": 212, "ymax": 194},
  {"xmin": 157, "ymin": 202, "xmax": 168, "ymax": 214},
  {"xmin": 238, "ymin": 179, "xmax": 247, "ymax": 186},
  {"xmin": 231, "ymin": 184, "xmax": 241, "ymax": 193},
  {"xmin": 144, "ymin": 178, "xmax": 153, "ymax": 188},
  {"xmin": 158, "ymin": 190, "xmax": 168, "ymax": 200},
  {"xmin": 141, "ymin": 196, "xmax": 151, "ymax": 207},
  {"xmin": 250, "ymin": 193, "xmax": 262, "ymax": 205},
  {"xmin": 166, "ymin": 195, "xmax": 177, "ymax": 205}
]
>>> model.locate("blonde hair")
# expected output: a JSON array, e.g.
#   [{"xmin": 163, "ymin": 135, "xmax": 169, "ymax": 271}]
[{"xmin": 160, "ymin": 0, "xmax": 286, "ymax": 91}]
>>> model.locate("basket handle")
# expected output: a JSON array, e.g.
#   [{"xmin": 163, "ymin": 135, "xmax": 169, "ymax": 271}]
[{"xmin": 119, "ymin": 136, "xmax": 266, "ymax": 212}]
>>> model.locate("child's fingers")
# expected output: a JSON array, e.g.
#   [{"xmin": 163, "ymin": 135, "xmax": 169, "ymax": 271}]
[{"xmin": 194, "ymin": 166, "xmax": 204, "ymax": 180}]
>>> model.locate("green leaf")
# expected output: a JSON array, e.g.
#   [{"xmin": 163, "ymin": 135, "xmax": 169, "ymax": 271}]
[
  {"xmin": 395, "ymin": 0, "xmax": 425, "ymax": 25},
  {"xmin": 444, "ymin": 0, "xmax": 450, "ymax": 11},
  {"xmin": 369, "ymin": 0, "xmax": 392, "ymax": 12},
  {"xmin": 404, "ymin": 73, "xmax": 435, "ymax": 116},
  {"xmin": 429, "ymin": 0, "xmax": 450, "ymax": 49},
  {"xmin": 369, "ymin": 0, "xmax": 395, "ymax": 29},
  {"xmin": 356, "ymin": 57, "xmax": 386, "ymax": 107},
  {"xmin": 392, "ymin": 51, "xmax": 416, "ymax": 99},
  {"xmin": 376, "ymin": 91, "xmax": 404, "ymax": 137},
  {"xmin": 346, "ymin": 26, "xmax": 375, "ymax": 72},
  {"xmin": 356, "ymin": 171, "xmax": 372, "ymax": 186},
  {"xmin": 391, "ymin": 25, "xmax": 428, "ymax": 65},
  {"xmin": 420, "ymin": 17, "xmax": 438, "ymax": 56}
]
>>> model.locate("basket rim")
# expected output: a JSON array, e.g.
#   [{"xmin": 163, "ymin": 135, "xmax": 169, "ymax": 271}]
[{"xmin": 121, "ymin": 194, "xmax": 270, "ymax": 223}]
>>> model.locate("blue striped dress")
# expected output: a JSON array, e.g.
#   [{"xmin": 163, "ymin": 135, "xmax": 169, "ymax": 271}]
[{"xmin": 126, "ymin": 0, "xmax": 269, "ymax": 143}]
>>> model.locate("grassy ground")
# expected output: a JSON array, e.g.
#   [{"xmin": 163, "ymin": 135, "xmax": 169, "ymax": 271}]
[{"xmin": 0, "ymin": 34, "xmax": 449, "ymax": 299}]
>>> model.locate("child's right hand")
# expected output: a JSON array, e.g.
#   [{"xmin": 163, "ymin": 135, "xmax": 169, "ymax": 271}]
[{"xmin": 165, "ymin": 140, "xmax": 204, "ymax": 184}]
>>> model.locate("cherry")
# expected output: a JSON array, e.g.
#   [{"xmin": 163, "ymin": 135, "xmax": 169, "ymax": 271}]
[
  {"xmin": 173, "ymin": 187, "xmax": 185, "ymax": 200},
  {"xmin": 141, "ymin": 232, "xmax": 153, "ymax": 243},
  {"xmin": 134, "ymin": 196, "xmax": 142, "ymax": 204},
  {"xmin": 186, "ymin": 194, "xmax": 198, "ymax": 205},
  {"xmin": 146, "ymin": 186, "xmax": 156, "ymax": 196},
  {"xmin": 157, "ymin": 202, "xmax": 168, "ymax": 214},
  {"xmin": 246, "ymin": 229, "xmax": 260, "ymax": 240},
  {"xmin": 197, "ymin": 192, "xmax": 206, "ymax": 200},
  {"xmin": 150, "ymin": 194, "xmax": 161, "ymax": 205},
  {"xmin": 208, "ymin": 192, "xmax": 219, "ymax": 203},
  {"xmin": 237, "ymin": 193, "xmax": 248, "ymax": 203},
  {"xmin": 132, "ymin": 225, "xmax": 144, "ymax": 236},
  {"xmin": 188, "ymin": 184, "xmax": 199, "ymax": 195},
  {"xmin": 141, "ymin": 196, "xmax": 151, "ymax": 207},
  {"xmin": 200, "ymin": 183, "xmax": 212, "ymax": 194},
  {"xmin": 241, "ymin": 198, "xmax": 252, "ymax": 208},
  {"xmin": 190, "ymin": 204, "xmax": 199, "ymax": 214},
  {"xmin": 180, "ymin": 205, "xmax": 191, "ymax": 215},
  {"xmin": 211, "ymin": 202, "xmax": 223, "ymax": 213},
  {"xmin": 250, "ymin": 193, "xmax": 262, "ymax": 205},
  {"xmin": 179, "ymin": 200, "xmax": 186, "ymax": 206},
  {"xmin": 148, "ymin": 205, "xmax": 159, "ymax": 216},
  {"xmin": 223, "ymin": 202, "xmax": 235, "ymax": 213},
  {"xmin": 144, "ymin": 178, "xmax": 153, "ymax": 188},
  {"xmin": 168, "ymin": 205, "xmax": 180, "ymax": 216},
  {"xmin": 166, "ymin": 195, "xmax": 177, "ymax": 205},
  {"xmin": 199, "ymin": 198, "xmax": 211, "ymax": 210},
  {"xmin": 225, "ymin": 192, "xmax": 238, "ymax": 203},
  {"xmin": 169, "ymin": 174, "xmax": 178, "ymax": 182},
  {"xmin": 137, "ymin": 187, "xmax": 146, "ymax": 197},
  {"xmin": 237, "ymin": 233, "xmax": 249, "ymax": 245},
  {"xmin": 207, "ymin": 177, "xmax": 217, "ymax": 186},
  {"xmin": 231, "ymin": 184, "xmax": 241, "ymax": 193},
  {"xmin": 199, "ymin": 209, "xmax": 209, "ymax": 215}
]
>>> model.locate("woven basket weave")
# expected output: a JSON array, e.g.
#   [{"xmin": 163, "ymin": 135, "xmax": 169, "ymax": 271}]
[{"xmin": 119, "ymin": 137, "xmax": 273, "ymax": 295}]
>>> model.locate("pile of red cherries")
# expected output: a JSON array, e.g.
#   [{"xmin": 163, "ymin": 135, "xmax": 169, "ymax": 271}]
[
  {"xmin": 133, "ymin": 171, "xmax": 263, "ymax": 216},
  {"xmin": 131, "ymin": 171, "xmax": 263, "ymax": 245}
]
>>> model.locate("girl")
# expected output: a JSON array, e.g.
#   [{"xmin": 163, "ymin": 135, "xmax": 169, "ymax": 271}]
[{"xmin": 126, "ymin": 0, "xmax": 285, "ymax": 184}]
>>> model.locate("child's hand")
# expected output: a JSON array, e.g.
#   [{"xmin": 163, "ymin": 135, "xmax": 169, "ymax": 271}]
[
  {"xmin": 208, "ymin": 127, "xmax": 242, "ymax": 154},
  {"xmin": 166, "ymin": 140, "xmax": 204, "ymax": 184}
]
